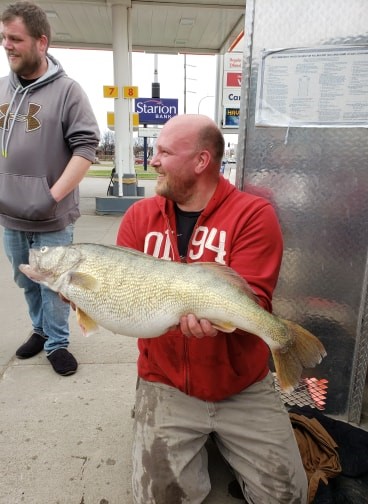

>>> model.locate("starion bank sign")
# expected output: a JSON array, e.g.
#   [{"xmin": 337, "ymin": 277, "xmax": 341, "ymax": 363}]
[{"xmin": 135, "ymin": 98, "xmax": 179, "ymax": 125}]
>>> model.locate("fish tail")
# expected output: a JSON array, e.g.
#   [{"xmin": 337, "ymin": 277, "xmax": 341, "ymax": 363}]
[{"xmin": 271, "ymin": 318, "xmax": 327, "ymax": 393}]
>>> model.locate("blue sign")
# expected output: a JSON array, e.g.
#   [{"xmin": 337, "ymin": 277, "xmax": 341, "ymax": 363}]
[
  {"xmin": 224, "ymin": 107, "xmax": 240, "ymax": 127},
  {"xmin": 135, "ymin": 98, "xmax": 179, "ymax": 125}
]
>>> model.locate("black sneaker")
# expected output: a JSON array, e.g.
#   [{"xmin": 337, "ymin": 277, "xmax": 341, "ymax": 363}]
[
  {"xmin": 47, "ymin": 348, "xmax": 78, "ymax": 376},
  {"xmin": 16, "ymin": 333, "xmax": 47, "ymax": 359}
]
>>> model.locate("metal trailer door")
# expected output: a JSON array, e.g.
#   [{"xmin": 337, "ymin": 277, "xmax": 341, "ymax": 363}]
[{"xmin": 237, "ymin": 0, "xmax": 368, "ymax": 423}]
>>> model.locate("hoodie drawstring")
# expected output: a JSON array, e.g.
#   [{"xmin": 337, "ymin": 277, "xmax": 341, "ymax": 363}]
[{"xmin": 1, "ymin": 84, "xmax": 28, "ymax": 158}]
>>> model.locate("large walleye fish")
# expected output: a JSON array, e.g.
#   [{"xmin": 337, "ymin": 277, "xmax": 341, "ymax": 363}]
[{"xmin": 19, "ymin": 243, "xmax": 326, "ymax": 392}]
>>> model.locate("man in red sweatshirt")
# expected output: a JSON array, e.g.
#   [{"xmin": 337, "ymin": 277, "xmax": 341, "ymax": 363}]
[{"xmin": 117, "ymin": 114, "xmax": 307, "ymax": 503}]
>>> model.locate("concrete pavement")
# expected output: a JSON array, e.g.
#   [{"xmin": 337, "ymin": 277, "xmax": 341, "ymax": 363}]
[{"xmin": 0, "ymin": 173, "xmax": 240, "ymax": 504}]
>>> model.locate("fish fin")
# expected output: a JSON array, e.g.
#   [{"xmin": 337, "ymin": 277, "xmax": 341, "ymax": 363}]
[
  {"xmin": 69, "ymin": 272, "xmax": 100, "ymax": 291},
  {"xmin": 189, "ymin": 262, "xmax": 258, "ymax": 301},
  {"xmin": 212, "ymin": 321, "xmax": 236, "ymax": 333},
  {"xmin": 271, "ymin": 319, "xmax": 327, "ymax": 393},
  {"xmin": 76, "ymin": 307, "xmax": 99, "ymax": 337}
]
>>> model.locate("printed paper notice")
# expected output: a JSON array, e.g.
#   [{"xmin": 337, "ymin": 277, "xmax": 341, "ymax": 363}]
[{"xmin": 255, "ymin": 46, "xmax": 368, "ymax": 127}]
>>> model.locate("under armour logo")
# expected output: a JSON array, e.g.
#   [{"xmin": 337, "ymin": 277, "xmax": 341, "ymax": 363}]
[{"xmin": 0, "ymin": 102, "xmax": 42, "ymax": 132}]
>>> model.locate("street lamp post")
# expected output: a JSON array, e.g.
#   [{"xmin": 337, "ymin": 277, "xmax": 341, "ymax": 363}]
[
  {"xmin": 197, "ymin": 95, "xmax": 215, "ymax": 115},
  {"xmin": 184, "ymin": 54, "xmax": 196, "ymax": 114}
]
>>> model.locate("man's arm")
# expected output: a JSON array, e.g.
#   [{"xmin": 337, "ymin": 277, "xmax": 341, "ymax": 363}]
[{"xmin": 50, "ymin": 155, "xmax": 91, "ymax": 202}]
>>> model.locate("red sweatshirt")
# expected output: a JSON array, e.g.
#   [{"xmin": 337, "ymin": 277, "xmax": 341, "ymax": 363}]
[{"xmin": 116, "ymin": 176, "xmax": 283, "ymax": 401}]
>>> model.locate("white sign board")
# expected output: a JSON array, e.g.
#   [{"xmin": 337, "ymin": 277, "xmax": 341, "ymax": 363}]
[
  {"xmin": 222, "ymin": 88, "xmax": 242, "ymax": 107},
  {"xmin": 224, "ymin": 53, "xmax": 242, "ymax": 71},
  {"xmin": 138, "ymin": 127, "xmax": 162, "ymax": 138},
  {"xmin": 256, "ymin": 46, "xmax": 368, "ymax": 127}
]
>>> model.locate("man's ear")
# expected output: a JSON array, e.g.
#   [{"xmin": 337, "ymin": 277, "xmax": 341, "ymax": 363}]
[
  {"xmin": 38, "ymin": 34, "xmax": 49, "ymax": 55},
  {"xmin": 195, "ymin": 150, "xmax": 211, "ymax": 174}
]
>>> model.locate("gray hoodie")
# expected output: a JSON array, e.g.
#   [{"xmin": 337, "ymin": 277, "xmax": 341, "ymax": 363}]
[{"xmin": 0, "ymin": 54, "xmax": 100, "ymax": 231}]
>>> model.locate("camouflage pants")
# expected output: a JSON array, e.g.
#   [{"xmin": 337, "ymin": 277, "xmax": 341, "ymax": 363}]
[{"xmin": 132, "ymin": 373, "xmax": 307, "ymax": 504}]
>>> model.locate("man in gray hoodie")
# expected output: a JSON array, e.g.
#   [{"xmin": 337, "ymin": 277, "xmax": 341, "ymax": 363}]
[{"xmin": 0, "ymin": 1, "xmax": 100, "ymax": 375}]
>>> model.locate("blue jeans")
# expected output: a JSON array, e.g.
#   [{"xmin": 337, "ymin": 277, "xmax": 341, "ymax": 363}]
[{"xmin": 3, "ymin": 225, "xmax": 74, "ymax": 354}]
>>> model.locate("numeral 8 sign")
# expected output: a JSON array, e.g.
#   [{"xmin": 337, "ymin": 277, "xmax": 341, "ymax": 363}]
[{"xmin": 123, "ymin": 86, "xmax": 138, "ymax": 99}]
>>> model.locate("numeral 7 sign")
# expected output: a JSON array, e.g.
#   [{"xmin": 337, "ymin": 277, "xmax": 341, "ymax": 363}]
[{"xmin": 103, "ymin": 86, "xmax": 118, "ymax": 98}]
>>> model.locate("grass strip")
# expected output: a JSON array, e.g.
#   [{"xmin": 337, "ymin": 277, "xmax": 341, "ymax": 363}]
[{"xmin": 87, "ymin": 166, "xmax": 157, "ymax": 180}]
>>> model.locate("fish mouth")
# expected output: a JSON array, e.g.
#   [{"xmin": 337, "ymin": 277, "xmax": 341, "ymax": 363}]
[{"xmin": 19, "ymin": 264, "xmax": 48, "ymax": 283}]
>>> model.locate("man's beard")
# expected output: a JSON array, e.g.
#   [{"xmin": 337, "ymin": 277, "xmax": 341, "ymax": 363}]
[
  {"xmin": 10, "ymin": 52, "xmax": 42, "ymax": 79},
  {"xmin": 156, "ymin": 175, "xmax": 195, "ymax": 205}
]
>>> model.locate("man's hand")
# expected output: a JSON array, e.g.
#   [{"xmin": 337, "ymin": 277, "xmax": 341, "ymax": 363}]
[
  {"xmin": 179, "ymin": 314, "xmax": 218, "ymax": 339},
  {"xmin": 58, "ymin": 293, "xmax": 76, "ymax": 311}
]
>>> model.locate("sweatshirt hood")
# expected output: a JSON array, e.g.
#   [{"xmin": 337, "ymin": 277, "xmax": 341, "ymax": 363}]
[
  {"xmin": 8, "ymin": 53, "xmax": 64, "ymax": 91},
  {"xmin": 2, "ymin": 54, "xmax": 65, "ymax": 157}
]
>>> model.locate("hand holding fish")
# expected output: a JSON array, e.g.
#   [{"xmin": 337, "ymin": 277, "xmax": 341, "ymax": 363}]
[{"xmin": 180, "ymin": 314, "xmax": 218, "ymax": 338}]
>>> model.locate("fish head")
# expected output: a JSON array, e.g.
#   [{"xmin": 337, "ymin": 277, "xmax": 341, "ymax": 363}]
[
  {"xmin": 29, "ymin": 244, "xmax": 82, "ymax": 275},
  {"xmin": 19, "ymin": 245, "xmax": 83, "ymax": 287}
]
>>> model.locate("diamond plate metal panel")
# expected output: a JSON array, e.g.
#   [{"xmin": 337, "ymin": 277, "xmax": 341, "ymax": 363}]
[{"xmin": 237, "ymin": 0, "xmax": 368, "ymax": 422}]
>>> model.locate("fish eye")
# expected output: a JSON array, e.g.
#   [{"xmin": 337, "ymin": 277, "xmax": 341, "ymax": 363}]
[{"xmin": 40, "ymin": 246, "xmax": 49, "ymax": 253}]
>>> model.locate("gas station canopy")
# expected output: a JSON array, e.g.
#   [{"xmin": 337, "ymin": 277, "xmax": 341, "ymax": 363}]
[
  {"xmin": 0, "ymin": 0, "xmax": 245, "ymax": 54},
  {"xmin": 0, "ymin": 0, "xmax": 246, "ymax": 208}
]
